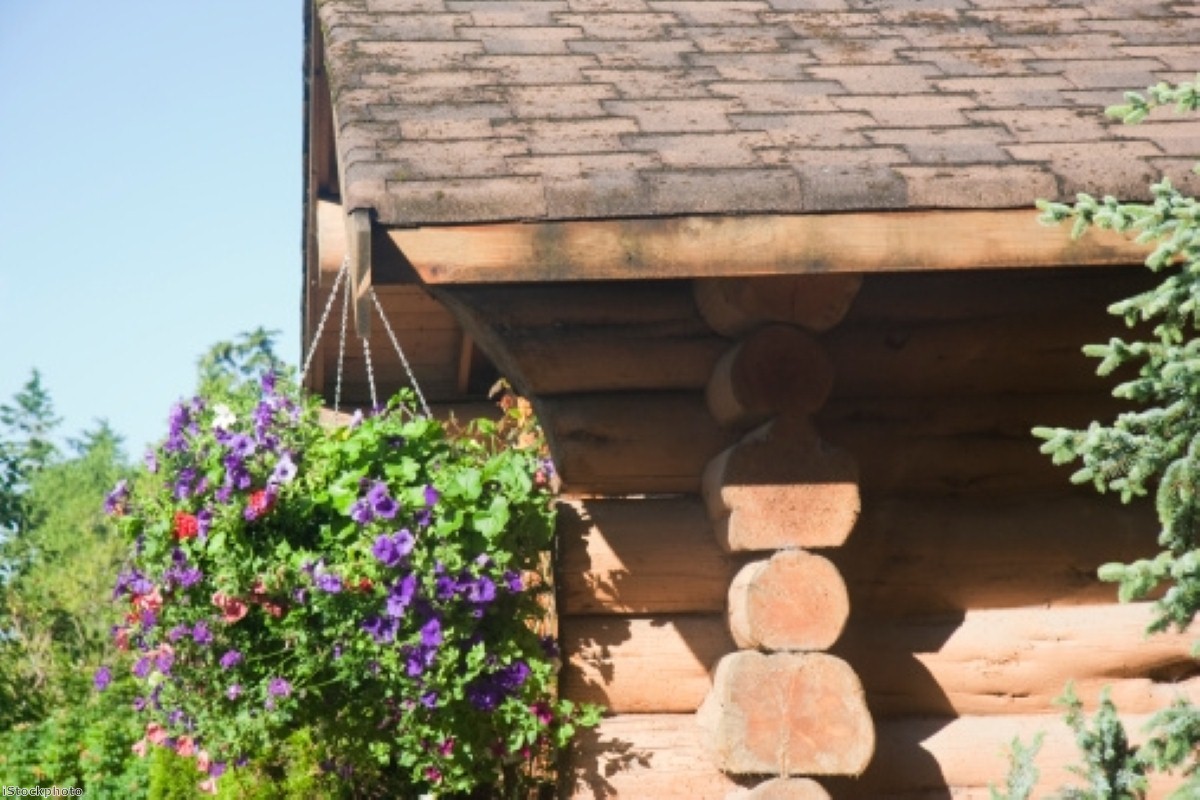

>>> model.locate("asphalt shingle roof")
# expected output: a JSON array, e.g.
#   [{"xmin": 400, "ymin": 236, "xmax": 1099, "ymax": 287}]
[{"xmin": 317, "ymin": 0, "xmax": 1200, "ymax": 226}]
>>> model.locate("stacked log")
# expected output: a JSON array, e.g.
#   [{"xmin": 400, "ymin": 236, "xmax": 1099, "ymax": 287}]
[
  {"xmin": 813, "ymin": 268, "xmax": 1181, "ymax": 798},
  {"xmin": 435, "ymin": 267, "xmax": 1180, "ymax": 798}
]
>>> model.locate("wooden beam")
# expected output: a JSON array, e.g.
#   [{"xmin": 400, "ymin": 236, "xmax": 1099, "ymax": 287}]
[
  {"xmin": 557, "ymin": 497, "xmax": 734, "ymax": 616},
  {"xmin": 560, "ymin": 615, "xmax": 734, "ymax": 713},
  {"xmin": 565, "ymin": 714, "xmax": 746, "ymax": 799},
  {"xmin": 389, "ymin": 210, "xmax": 1150, "ymax": 285},
  {"xmin": 347, "ymin": 209, "xmax": 372, "ymax": 339},
  {"xmin": 835, "ymin": 602, "xmax": 1200, "ymax": 717}
]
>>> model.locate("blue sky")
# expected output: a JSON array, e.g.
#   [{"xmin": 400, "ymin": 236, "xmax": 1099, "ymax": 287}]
[{"xmin": 0, "ymin": 2, "xmax": 303, "ymax": 458}]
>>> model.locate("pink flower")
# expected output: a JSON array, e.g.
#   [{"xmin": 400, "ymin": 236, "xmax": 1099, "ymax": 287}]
[
  {"xmin": 212, "ymin": 591, "xmax": 248, "ymax": 623},
  {"xmin": 132, "ymin": 586, "xmax": 162, "ymax": 614},
  {"xmin": 196, "ymin": 749, "xmax": 211, "ymax": 773},
  {"xmin": 132, "ymin": 738, "xmax": 148, "ymax": 757},
  {"xmin": 198, "ymin": 778, "xmax": 218, "ymax": 795},
  {"xmin": 146, "ymin": 723, "xmax": 168, "ymax": 745},
  {"xmin": 176, "ymin": 735, "xmax": 195, "ymax": 757}
]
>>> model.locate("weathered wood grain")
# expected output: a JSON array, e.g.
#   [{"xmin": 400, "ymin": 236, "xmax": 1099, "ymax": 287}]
[
  {"xmin": 557, "ymin": 497, "xmax": 734, "ymax": 615},
  {"xmin": 834, "ymin": 602, "xmax": 1200, "ymax": 717},
  {"xmin": 706, "ymin": 325, "xmax": 833, "ymax": 428},
  {"xmin": 561, "ymin": 615, "xmax": 734, "ymax": 713},
  {"xmin": 391, "ymin": 210, "xmax": 1149, "ymax": 285},
  {"xmin": 830, "ymin": 494, "xmax": 1158, "ymax": 617},
  {"xmin": 694, "ymin": 273, "xmax": 863, "ymax": 335}
]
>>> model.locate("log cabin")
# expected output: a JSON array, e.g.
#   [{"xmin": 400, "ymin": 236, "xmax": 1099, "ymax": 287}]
[{"xmin": 298, "ymin": 1, "xmax": 1200, "ymax": 797}]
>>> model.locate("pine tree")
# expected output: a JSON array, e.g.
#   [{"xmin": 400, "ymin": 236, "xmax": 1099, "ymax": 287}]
[
  {"xmin": 0, "ymin": 370, "xmax": 61, "ymax": 535},
  {"xmin": 999, "ymin": 77, "xmax": 1200, "ymax": 796}
]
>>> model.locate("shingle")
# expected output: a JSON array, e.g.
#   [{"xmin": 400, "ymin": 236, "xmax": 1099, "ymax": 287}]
[{"xmin": 319, "ymin": 0, "xmax": 1199, "ymax": 224}]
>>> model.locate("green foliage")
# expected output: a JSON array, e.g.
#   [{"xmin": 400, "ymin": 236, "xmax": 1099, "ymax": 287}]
[
  {"xmin": 1004, "ymin": 75, "xmax": 1200, "ymax": 798},
  {"xmin": 103, "ymin": 374, "xmax": 597, "ymax": 796},
  {"xmin": 0, "ymin": 369, "xmax": 61, "ymax": 534},
  {"xmin": 0, "ymin": 423, "xmax": 128, "ymax": 728},
  {"xmin": 991, "ymin": 733, "xmax": 1042, "ymax": 800},
  {"xmin": 1055, "ymin": 687, "xmax": 1147, "ymax": 800},
  {"xmin": 0, "ymin": 670, "xmax": 150, "ymax": 795},
  {"xmin": 195, "ymin": 326, "xmax": 293, "ymax": 400},
  {"xmin": 1032, "ymin": 76, "xmax": 1200, "ymax": 635}
]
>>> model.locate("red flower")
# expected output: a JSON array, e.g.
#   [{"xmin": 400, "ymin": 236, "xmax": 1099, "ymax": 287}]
[
  {"xmin": 174, "ymin": 512, "xmax": 199, "ymax": 540},
  {"xmin": 247, "ymin": 489, "xmax": 273, "ymax": 519}
]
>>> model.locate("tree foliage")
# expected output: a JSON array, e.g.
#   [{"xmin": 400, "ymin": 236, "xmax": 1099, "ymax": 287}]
[
  {"xmin": 0, "ymin": 331, "xmax": 300, "ymax": 794},
  {"xmin": 0, "ymin": 370, "xmax": 60, "ymax": 535},
  {"xmin": 1001, "ymin": 77, "xmax": 1200, "ymax": 797}
]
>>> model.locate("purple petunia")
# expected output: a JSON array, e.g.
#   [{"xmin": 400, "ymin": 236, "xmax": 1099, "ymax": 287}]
[
  {"xmin": 132, "ymin": 657, "xmax": 152, "ymax": 678},
  {"xmin": 226, "ymin": 683, "xmax": 242, "ymax": 700},
  {"xmin": 466, "ymin": 576, "xmax": 496, "ymax": 605},
  {"xmin": 314, "ymin": 572, "xmax": 343, "ymax": 594},
  {"xmin": 419, "ymin": 617, "xmax": 443, "ymax": 649},
  {"xmin": 173, "ymin": 467, "xmax": 197, "ymax": 500},
  {"xmin": 93, "ymin": 666, "xmax": 111, "ymax": 692},
  {"xmin": 349, "ymin": 498, "xmax": 374, "ymax": 525},
  {"xmin": 219, "ymin": 650, "xmax": 242, "ymax": 670},
  {"xmin": 423, "ymin": 484, "xmax": 439, "ymax": 508},
  {"xmin": 366, "ymin": 481, "xmax": 398, "ymax": 520},
  {"xmin": 167, "ymin": 625, "xmax": 189, "ymax": 643},
  {"xmin": 363, "ymin": 615, "xmax": 397, "ymax": 644},
  {"xmin": 372, "ymin": 529, "xmax": 415, "ymax": 568},
  {"xmin": 192, "ymin": 621, "xmax": 213, "ymax": 645},
  {"xmin": 270, "ymin": 452, "xmax": 297, "ymax": 485},
  {"xmin": 504, "ymin": 570, "xmax": 523, "ymax": 593},
  {"xmin": 268, "ymin": 677, "xmax": 291, "ymax": 698},
  {"xmin": 386, "ymin": 574, "xmax": 417, "ymax": 618}
]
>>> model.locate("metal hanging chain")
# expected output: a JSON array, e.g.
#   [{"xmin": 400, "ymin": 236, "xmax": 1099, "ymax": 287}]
[
  {"xmin": 361, "ymin": 333, "xmax": 379, "ymax": 411},
  {"xmin": 298, "ymin": 258, "xmax": 350, "ymax": 386},
  {"xmin": 298, "ymin": 256, "xmax": 433, "ymax": 420},
  {"xmin": 371, "ymin": 287, "xmax": 432, "ymax": 418}
]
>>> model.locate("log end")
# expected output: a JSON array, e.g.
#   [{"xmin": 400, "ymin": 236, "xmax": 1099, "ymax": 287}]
[
  {"xmin": 698, "ymin": 651, "xmax": 875, "ymax": 776},
  {"xmin": 728, "ymin": 551, "xmax": 850, "ymax": 652},
  {"xmin": 707, "ymin": 325, "xmax": 834, "ymax": 428}
]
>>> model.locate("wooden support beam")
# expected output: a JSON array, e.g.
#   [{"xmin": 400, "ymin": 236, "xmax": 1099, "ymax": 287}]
[
  {"xmin": 389, "ymin": 209, "xmax": 1149, "ymax": 285},
  {"xmin": 436, "ymin": 282, "xmax": 726, "ymax": 396},
  {"xmin": 347, "ymin": 208, "xmax": 372, "ymax": 339},
  {"xmin": 566, "ymin": 713, "xmax": 1180, "ymax": 798},
  {"xmin": 698, "ymin": 651, "xmax": 875, "ymax": 776},
  {"xmin": 728, "ymin": 551, "xmax": 849, "ymax": 652}
]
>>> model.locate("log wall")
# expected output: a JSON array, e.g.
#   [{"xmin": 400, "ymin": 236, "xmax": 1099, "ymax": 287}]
[{"xmin": 429, "ymin": 267, "xmax": 1184, "ymax": 799}]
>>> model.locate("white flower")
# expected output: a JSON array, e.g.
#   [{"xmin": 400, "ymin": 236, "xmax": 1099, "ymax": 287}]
[{"xmin": 212, "ymin": 404, "xmax": 236, "ymax": 431}]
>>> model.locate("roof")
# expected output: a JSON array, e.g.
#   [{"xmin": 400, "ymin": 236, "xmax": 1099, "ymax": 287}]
[{"xmin": 313, "ymin": 0, "xmax": 1199, "ymax": 228}]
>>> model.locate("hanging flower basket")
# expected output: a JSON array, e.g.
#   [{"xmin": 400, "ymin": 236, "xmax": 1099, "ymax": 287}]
[{"xmin": 99, "ymin": 374, "xmax": 598, "ymax": 796}]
